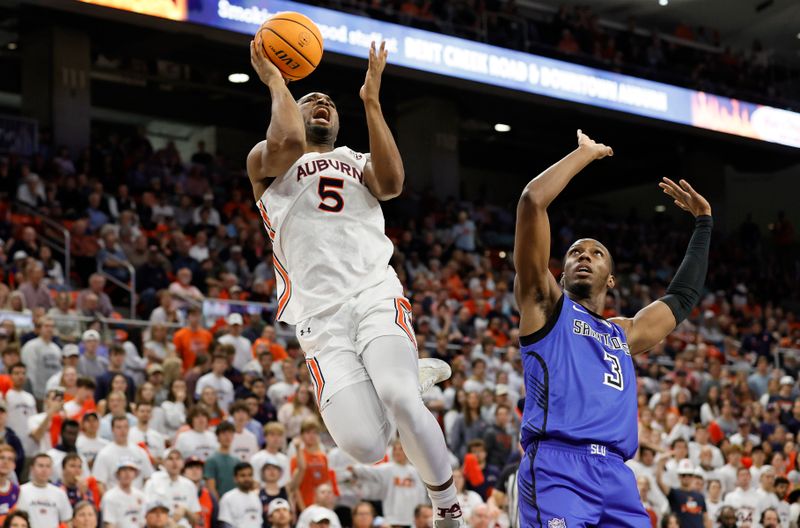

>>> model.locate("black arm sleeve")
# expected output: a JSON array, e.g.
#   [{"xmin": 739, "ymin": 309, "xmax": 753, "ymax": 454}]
[{"xmin": 659, "ymin": 215, "xmax": 712, "ymax": 324}]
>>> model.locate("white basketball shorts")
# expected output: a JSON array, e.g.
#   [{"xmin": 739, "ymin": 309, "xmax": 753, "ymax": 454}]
[{"xmin": 296, "ymin": 274, "xmax": 417, "ymax": 411}]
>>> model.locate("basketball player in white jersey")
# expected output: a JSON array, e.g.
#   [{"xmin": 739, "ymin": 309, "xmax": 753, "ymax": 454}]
[{"xmin": 247, "ymin": 36, "xmax": 463, "ymax": 526}]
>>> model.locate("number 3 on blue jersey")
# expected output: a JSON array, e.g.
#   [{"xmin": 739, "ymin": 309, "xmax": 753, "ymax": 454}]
[{"xmin": 603, "ymin": 351, "xmax": 624, "ymax": 391}]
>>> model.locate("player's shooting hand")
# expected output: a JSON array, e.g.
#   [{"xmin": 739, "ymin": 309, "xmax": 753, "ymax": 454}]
[
  {"xmin": 577, "ymin": 129, "xmax": 613, "ymax": 160},
  {"xmin": 360, "ymin": 41, "xmax": 388, "ymax": 105},
  {"xmin": 250, "ymin": 34, "xmax": 287, "ymax": 87},
  {"xmin": 659, "ymin": 177, "xmax": 712, "ymax": 217}
]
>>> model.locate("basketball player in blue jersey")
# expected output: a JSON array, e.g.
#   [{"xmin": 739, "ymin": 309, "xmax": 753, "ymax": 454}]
[{"xmin": 513, "ymin": 130, "xmax": 712, "ymax": 527}]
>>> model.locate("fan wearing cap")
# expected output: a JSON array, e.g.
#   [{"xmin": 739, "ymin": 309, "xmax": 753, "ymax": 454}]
[
  {"xmin": 257, "ymin": 453, "xmax": 289, "ymax": 526},
  {"xmin": 76, "ymin": 411, "xmax": 109, "ymax": 469},
  {"xmin": 730, "ymin": 418, "xmax": 761, "ymax": 448},
  {"xmin": 722, "ymin": 466, "xmax": 760, "ymax": 526},
  {"xmin": 656, "ymin": 457, "xmax": 708, "ymax": 528},
  {"xmin": 266, "ymin": 497, "xmax": 292, "ymax": 528},
  {"xmin": 100, "ymin": 459, "xmax": 146, "ymax": 528},
  {"xmin": 218, "ymin": 462, "xmax": 262, "ymax": 528},
  {"xmin": 143, "ymin": 448, "xmax": 201, "ymax": 527},
  {"xmin": 76, "ymin": 329, "xmax": 108, "ymax": 381},
  {"xmin": 218, "ymin": 313, "xmax": 253, "ymax": 372},
  {"xmin": 143, "ymin": 499, "xmax": 171, "ymax": 528},
  {"xmin": 44, "ymin": 344, "xmax": 80, "ymax": 394},
  {"xmin": 181, "ymin": 455, "xmax": 218, "ymax": 528}
]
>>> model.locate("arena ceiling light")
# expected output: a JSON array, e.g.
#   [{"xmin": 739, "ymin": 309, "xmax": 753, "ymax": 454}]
[
  {"xmin": 658, "ymin": 0, "xmax": 668, "ymax": 5},
  {"xmin": 6, "ymin": 42, "xmax": 17, "ymax": 50},
  {"xmin": 227, "ymin": 73, "xmax": 250, "ymax": 84},
  {"xmin": 494, "ymin": 123, "xmax": 511, "ymax": 132},
  {"xmin": 655, "ymin": 205, "xmax": 667, "ymax": 212}
]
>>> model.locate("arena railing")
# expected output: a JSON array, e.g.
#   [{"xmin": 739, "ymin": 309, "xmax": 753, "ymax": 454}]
[
  {"xmin": 13, "ymin": 202, "xmax": 71, "ymax": 286},
  {"xmin": 96, "ymin": 260, "xmax": 136, "ymax": 317}
]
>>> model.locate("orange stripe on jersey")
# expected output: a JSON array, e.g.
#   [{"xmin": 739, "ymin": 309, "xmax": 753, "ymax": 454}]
[
  {"xmin": 256, "ymin": 200, "xmax": 275, "ymax": 240},
  {"xmin": 306, "ymin": 358, "xmax": 325, "ymax": 405},
  {"xmin": 394, "ymin": 298, "xmax": 416, "ymax": 347},
  {"xmin": 273, "ymin": 255, "xmax": 292, "ymax": 320}
]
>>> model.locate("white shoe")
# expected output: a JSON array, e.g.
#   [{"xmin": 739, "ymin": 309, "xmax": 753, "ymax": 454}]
[
  {"xmin": 418, "ymin": 358, "xmax": 452, "ymax": 394},
  {"xmin": 433, "ymin": 517, "xmax": 465, "ymax": 527}
]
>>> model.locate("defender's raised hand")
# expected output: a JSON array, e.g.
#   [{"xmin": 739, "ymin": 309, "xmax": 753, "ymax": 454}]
[
  {"xmin": 250, "ymin": 34, "xmax": 286, "ymax": 86},
  {"xmin": 577, "ymin": 129, "xmax": 613, "ymax": 160},
  {"xmin": 659, "ymin": 177, "xmax": 712, "ymax": 217},
  {"xmin": 360, "ymin": 41, "xmax": 388, "ymax": 104}
]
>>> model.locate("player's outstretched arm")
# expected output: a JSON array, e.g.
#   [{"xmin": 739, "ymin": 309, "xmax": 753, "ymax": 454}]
[
  {"xmin": 514, "ymin": 130, "xmax": 613, "ymax": 335},
  {"xmin": 361, "ymin": 41, "xmax": 405, "ymax": 201},
  {"xmin": 247, "ymin": 34, "xmax": 306, "ymax": 199},
  {"xmin": 611, "ymin": 178, "xmax": 712, "ymax": 354}
]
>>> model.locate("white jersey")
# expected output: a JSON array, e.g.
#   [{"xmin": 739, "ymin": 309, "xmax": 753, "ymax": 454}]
[
  {"xmin": 257, "ymin": 147, "xmax": 395, "ymax": 324},
  {"xmin": 352, "ymin": 462, "xmax": 428, "ymax": 526},
  {"xmin": 143, "ymin": 471, "xmax": 200, "ymax": 528},
  {"xmin": 6, "ymin": 389, "xmax": 37, "ymax": 455}
]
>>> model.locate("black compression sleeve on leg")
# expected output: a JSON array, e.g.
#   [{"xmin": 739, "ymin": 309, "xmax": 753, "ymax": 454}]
[{"xmin": 659, "ymin": 215, "xmax": 713, "ymax": 324}]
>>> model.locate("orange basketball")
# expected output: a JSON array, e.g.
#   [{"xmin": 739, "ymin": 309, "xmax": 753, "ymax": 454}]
[{"xmin": 258, "ymin": 12, "xmax": 324, "ymax": 81}]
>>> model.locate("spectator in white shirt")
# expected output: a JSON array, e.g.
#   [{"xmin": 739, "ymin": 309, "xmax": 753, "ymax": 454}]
[
  {"xmin": 195, "ymin": 353, "xmax": 234, "ymax": 412},
  {"xmin": 218, "ymin": 313, "xmax": 253, "ymax": 372},
  {"xmin": 351, "ymin": 441, "xmax": 426, "ymax": 527},
  {"xmin": 730, "ymin": 419, "xmax": 761, "ymax": 447},
  {"xmin": 295, "ymin": 483, "xmax": 343, "ymax": 528},
  {"xmin": 76, "ymin": 411, "xmax": 108, "ymax": 470},
  {"xmin": 128, "ymin": 401, "xmax": 166, "ymax": 468},
  {"xmin": 218, "ymin": 462, "xmax": 263, "ymax": 528},
  {"xmin": 251, "ymin": 422, "xmax": 291, "ymax": 488},
  {"xmin": 27, "ymin": 387, "xmax": 66, "ymax": 455},
  {"xmin": 175, "ymin": 407, "xmax": 219, "ymax": 461},
  {"xmin": 17, "ymin": 453, "xmax": 73, "ymax": 527},
  {"xmin": 723, "ymin": 466, "xmax": 760, "ymax": 527},
  {"xmin": 168, "ymin": 268, "xmax": 204, "ymax": 311},
  {"xmin": 21, "ymin": 316, "xmax": 61, "ymax": 400},
  {"xmin": 267, "ymin": 497, "xmax": 293, "ymax": 528},
  {"xmin": 101, "ymin": 459, "xmax": 146, "ymax": 528},
  {"xmin": 6, "ymin": 362, "xmax": 37, "ymax": 459},
  {"xmin": 229, "ymin": 401, "xmax": 259, "ymax": 462},
  {"xmin": 92, "ymin": 415, "xmax": 154, "ymax": 490},
  {"xmin": 143, "ymin": 448, "xmax": 201, "ymax": 527}
]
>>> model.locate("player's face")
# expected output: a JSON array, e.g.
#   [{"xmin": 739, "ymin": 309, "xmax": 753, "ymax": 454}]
[
  {"xmin": 297, "ymin": 92, "xmax": 339, "ymax": 143},
  {"xmin": 562, "ymin": 239, "xmax": 614, "ymax": 298}
]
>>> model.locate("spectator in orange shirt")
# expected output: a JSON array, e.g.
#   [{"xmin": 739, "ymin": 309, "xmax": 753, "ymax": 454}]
[
  {"xmin": 251, "ymin": 325, "xmax": 287, "ymax": 362},
  {"xmin": 289, "ymin": 418, "xmax": 332, "ymax": 510},
  {"xmin": 173, "ymin": 307, "xmax": 213, "ymax": 371}
]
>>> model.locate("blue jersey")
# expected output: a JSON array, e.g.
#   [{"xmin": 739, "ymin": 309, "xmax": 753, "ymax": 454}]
[{"xmin": 520, "ymin": 294, "xmax": 638, "ymax": 460}]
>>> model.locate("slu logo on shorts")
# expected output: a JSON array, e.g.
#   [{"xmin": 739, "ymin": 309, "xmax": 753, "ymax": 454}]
[{"xmin": 548, "ymin": 518, "xmax": 567, "ymax": 528}]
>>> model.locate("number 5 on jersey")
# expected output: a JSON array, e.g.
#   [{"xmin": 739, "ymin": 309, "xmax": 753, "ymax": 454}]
[{"xmin": 318, "ymin": 177, "xmax": 344, "ymax": 212}]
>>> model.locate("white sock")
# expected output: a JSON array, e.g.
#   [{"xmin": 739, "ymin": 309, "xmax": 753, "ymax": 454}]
[{"xmin": 428, "ymin": 482, "xmax": 461, "ymax": 520}]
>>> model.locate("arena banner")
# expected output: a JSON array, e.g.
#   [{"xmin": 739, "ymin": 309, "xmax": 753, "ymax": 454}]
[{"xmin": 76, "ymin": 0, "xmax": 800, "ymax": 149}]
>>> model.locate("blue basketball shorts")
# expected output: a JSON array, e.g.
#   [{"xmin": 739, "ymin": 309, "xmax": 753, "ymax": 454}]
[{"xmin": 517, "ymin": 439, "xmax": 651, "ymax": 528}]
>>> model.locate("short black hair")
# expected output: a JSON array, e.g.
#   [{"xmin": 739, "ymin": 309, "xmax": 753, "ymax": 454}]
[
  {"xmin": 61, "ymin": 419, "xmax": 79, "ymax": 433},
  {"xmin": 233, "ymin": 462, "xmax": 252, "ymax": 476},
  {"xmin": 215, "ymin": 421, "xmax": 235, "ymax": 435}
]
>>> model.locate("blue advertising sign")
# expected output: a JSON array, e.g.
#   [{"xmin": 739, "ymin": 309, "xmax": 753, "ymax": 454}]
[{"xmin": 77, "ymin": 0, "xmax": 800, "ymax": 148}]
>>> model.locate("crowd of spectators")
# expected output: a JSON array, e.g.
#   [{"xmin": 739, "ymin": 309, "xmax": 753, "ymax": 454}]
[
  {"xmin": 299, "ymin": 0, "xmax": 795, "ymax": 107},
  {"xmin": 0, "ymin": 124, "xmax": 797, "ymax": 528}
]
